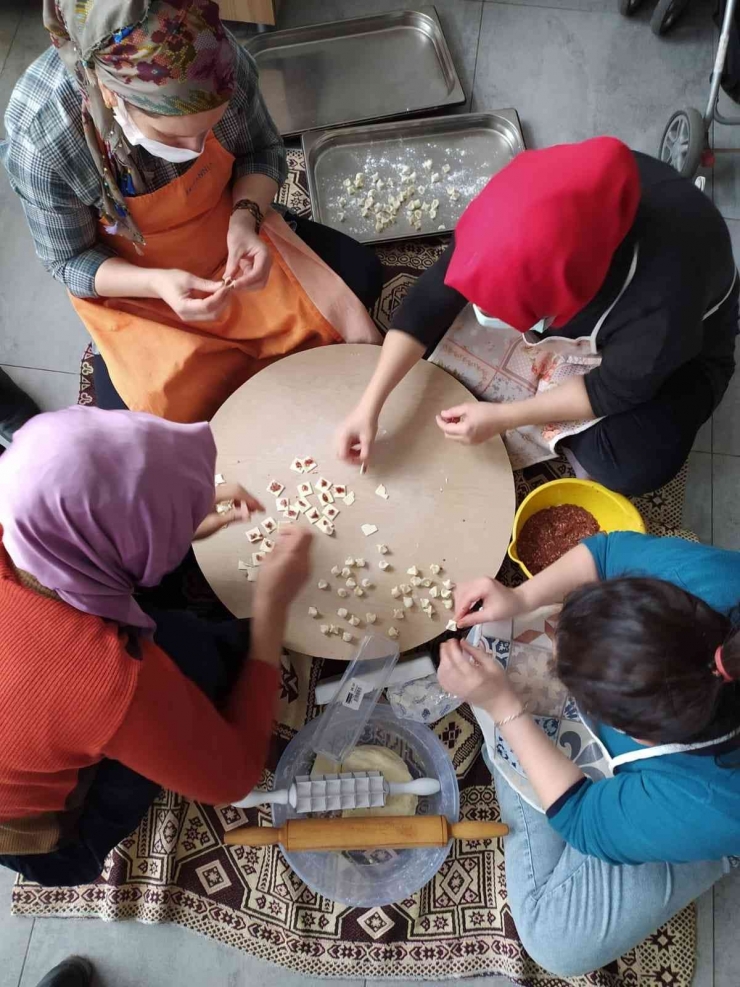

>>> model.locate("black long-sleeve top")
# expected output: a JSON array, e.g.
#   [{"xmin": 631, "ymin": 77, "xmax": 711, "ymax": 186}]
[{"xmin": 392, "ymin": 152, "xmax": 737, "ymax": 417}]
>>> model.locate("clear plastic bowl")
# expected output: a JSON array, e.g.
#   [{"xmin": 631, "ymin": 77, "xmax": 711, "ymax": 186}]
[{"xmin": 272, "ymin": 705, "xmax": 459, "ymax": 907}]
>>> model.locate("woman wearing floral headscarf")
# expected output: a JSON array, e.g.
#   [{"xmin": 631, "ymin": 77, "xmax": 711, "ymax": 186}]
[{"xmin": 1, "ymin": 1, "xmax": 382, "ymax": 422}]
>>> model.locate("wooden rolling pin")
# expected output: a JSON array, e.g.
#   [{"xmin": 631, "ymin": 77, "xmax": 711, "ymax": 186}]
[{"xmin": 224, "ymin": 815, "xmax": 508, "ymax": 851}]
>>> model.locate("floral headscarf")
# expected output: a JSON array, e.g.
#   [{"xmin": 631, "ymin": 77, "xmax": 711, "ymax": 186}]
[{"xmin": 43, "ymin": 0, "xmax": 236, "ymax": 246}]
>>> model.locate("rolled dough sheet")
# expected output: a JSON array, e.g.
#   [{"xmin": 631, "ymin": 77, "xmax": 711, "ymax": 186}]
[{"xmin": 311, "ymin": 745, "xmax": 418, "ymax": 817}]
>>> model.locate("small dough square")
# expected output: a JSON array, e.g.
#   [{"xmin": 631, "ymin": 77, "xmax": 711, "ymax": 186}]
[
  {"xmin": 295, "ymin": 496, "xmax": 312, "ymax": 513},
  {"xmin": 246, "ymin": 568, "xmax": 258, "ymax": 582},
  {"xmin": 237, "ymin": 560, "xmax": 250, "ymax": 570},
  {"xmin": 267, "ymin": 479, "xmax": 284, "ymax": 496},
  {"xmin": 316, "ymin": 477, "xmax": 332, "ymax": 492},
  {"xmin": 361, "ymin": 523, "xmax": 378, "ymax": 537},
  {"xmin": 298, "ymin": 481, "xmax": 313, "ymax": 497},
  {"xmin": 260, "ymin": 538, "xmax": 275, "ymax": 553},
  {"xmin": 261, "ymin": 517, "xmax": 278, "ymax": 535},
  {"xmin": 246, "ymin": 526, "xmax": 262, "ymax": 544},
  {"xmin": 317, "ymin": 517, "xmax": 335, "ymax": 536},
  {"xmin": 322, "ymin": 505, "xmax": 340, "ymax": 521},
  {"xmin": 284, "ymin": 507, "xmax": 300, "ymax": 521},
  {"xmin": 305, "ymin": 507, "xmax": 321, "ymax": 524},
  {"xmin": 251, "ymin": 551, "xmax": 267, "ymax": 566},
  {"xmin": 290, "ymin": 458, "xmax": 304, "ymax": 473},
  {"xmin": 215, "ymin": 474, "xmax": 226, "ymax": 485},
  {"xmin": 333, "ymin": 484, "xmax": 348, "ymax": 497},
  {"xmin": 375, "ymin": 484, "xmax": 389, "ymax": 500},
  {"xmin": 300, "ymin": 456, "xmax": 318, "ymax": 474},
  {"xmin": 344, "ymin": 491, "xmax": 356, "ymax": 506},
  {"xmin": 276, "ymin": 497, "xmax": 290, "ymax": 513},
  {"xmin": 318, "ymin": 490, "xmax": 334, "ymax": 506}
]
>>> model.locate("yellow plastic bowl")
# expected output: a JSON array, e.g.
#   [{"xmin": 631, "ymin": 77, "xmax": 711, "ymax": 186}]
[{"xmin": 508, "ymin": 478, "xmax": 646, "ymax": 579}]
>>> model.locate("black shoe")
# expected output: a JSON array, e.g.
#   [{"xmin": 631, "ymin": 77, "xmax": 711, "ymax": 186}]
[
  {"xmin": 0, "ymin": 368, "xmax": 41, "ymax": 443},
  {"xmin": 34, "ymin": 956, "xmax": 93, "ymax": 987}
]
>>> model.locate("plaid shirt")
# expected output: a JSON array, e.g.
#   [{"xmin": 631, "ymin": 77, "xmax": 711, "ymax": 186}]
[{"xmin": 0, "ymin": 38, "xmax": 287, "ymax": 298}]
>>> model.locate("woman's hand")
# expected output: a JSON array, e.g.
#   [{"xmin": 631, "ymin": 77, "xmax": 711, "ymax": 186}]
[
  {"xmin": 224, "ymin": 211, "xmax": 272, "ymax": 291},
  {"xmin": 438, "ymin": 639, "xmax": 522, "ymax": 719},
  {"xmin": 153, "ymin": 269, "xmax": 231, "ymax": 322},
  {"xmin": 336, "ymin": 403, "xmax": 379, "ymax": 465},
  {"xmin": 255, "ymin": 526, "xmax": 313, "ymax": 614},
  {"xmin": 454, "ymin": 577, "xmax": 526, "ymax": 629},
  {"xmin": 436, "ymin": 402, "xmax": 509, "ymax": 445},
  {"xmin": 193, "ymin": 483, "xmax": 264, "ymax": 540}
]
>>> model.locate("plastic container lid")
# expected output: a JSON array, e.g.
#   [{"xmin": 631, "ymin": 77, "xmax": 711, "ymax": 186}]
[{"xmin": 311, "ymin": 634, "xmax": 400, "ymax": 763}]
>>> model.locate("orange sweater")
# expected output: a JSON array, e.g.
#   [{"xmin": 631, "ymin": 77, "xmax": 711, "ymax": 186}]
[{"xmin": 0, "ymin": 533, "xmax": 279, "ymax": 855}]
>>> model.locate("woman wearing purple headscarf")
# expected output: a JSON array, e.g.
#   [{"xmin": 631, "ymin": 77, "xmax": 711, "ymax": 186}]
[{"xmin": 0, "ymin": 406, "xmax": 311, "ymax": 886}]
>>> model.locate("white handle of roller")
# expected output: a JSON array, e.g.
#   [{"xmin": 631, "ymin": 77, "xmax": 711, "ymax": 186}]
[
  {"xmin": 233, "ymin": 787, "xmax": 293, "ymax": 809},
  {"xmin": 387, "ymin": 778, "xmax": 441, "ymax": 797}
]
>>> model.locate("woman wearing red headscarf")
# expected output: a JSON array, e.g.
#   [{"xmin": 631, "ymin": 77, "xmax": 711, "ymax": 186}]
[{"xmin": 336, "ymin": 137, "xmax": 738, "ymax": 496}]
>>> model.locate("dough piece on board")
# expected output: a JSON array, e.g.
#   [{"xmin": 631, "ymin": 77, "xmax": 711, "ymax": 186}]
[{"xmin": 311, "ymin": 746, "xmax": 418, "ymax": 818}]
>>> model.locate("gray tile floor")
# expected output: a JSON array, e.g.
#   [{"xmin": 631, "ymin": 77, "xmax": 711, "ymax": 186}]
[{"xmin": 0, "ymin": 0, "xmax": 738, "ymax": 983}]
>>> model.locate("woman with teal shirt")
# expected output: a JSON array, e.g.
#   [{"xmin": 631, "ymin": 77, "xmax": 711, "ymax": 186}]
[{"xmin": 439, "ymin": 531, "xmax": 740, "ymax": 976}]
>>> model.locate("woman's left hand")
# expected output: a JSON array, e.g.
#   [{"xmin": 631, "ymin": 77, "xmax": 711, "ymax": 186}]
[
  {"xmin": 193, "ymin": 483, "xmax": 264, "ymax": 540},
  {"xmin": 436, "ymin": 402, "xmax": 509, "ymax": 445},
  {"xmin": 438, "ymin": 639, "xmax": 522, "ymax": 719},
  {"xmin": 224, "ymin": 211, "xmax": 272, "ymax": 291}
]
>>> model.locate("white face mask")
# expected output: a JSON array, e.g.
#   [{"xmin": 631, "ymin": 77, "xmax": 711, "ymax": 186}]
[
  {"xmin": 472, "ymin": 303, "xmax": 552, "ymax": 335},
  {"xmin": 112, "ymin": 99, "xmax": 205, "ymax": 164}
]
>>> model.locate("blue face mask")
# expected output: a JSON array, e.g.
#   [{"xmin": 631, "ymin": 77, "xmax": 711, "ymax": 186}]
[{"xmin": 472, "ymin": 304, "xmax": 553, "ymax": 334}]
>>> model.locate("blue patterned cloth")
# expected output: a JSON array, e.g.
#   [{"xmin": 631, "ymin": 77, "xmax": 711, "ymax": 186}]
[{"xmin": 0, "ymin": 38, "xmax": 286, "ymax": 297}]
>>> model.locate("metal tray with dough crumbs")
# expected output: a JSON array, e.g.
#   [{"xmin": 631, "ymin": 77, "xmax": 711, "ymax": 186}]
[
  {"xmin": 244, "ymin": 7, "xmax": 465, "ymax": 136},
  {"xmin": 302, "ymin": 110, "xmax": 525, "ymax": 243}
]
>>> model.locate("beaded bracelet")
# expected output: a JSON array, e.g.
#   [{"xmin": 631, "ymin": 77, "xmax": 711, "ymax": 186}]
[{"xmin": 232, "ymin": 197, "xmax": 264, "ymax": 233}]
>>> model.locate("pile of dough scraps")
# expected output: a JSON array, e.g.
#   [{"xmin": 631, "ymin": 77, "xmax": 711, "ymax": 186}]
[
  {"xmin": 230, "ymin": 457, "xmax": 358, "ymax": 580},
  {"xmin": 338, "ymin": 160, "xmax": 456, "ymax": 234},
  {"xmin": 314, "ymin": 552, "xmax": 457, "ymax": 645}
]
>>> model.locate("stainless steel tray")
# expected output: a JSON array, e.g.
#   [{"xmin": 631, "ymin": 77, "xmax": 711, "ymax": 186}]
[
  {"xmin": 244, "ymin": 7, "xmax": 465, "ymax": 137},
  {"xmin": 302, "ymin": 110, "xmax": 525, "ymax": 244}
]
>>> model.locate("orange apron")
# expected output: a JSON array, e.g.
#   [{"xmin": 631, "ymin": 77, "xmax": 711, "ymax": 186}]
[{"xmin": 69, "ymin": 134, "xmax": 375, "ymax": 422}]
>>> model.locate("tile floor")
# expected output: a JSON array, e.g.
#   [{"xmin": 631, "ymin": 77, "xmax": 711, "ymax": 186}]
[{"xmin": 0, "ymin": 0, "xmax": 738, "ymax": 983}]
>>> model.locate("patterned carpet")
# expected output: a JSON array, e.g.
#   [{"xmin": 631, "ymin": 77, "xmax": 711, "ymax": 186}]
[{"xmin": 12, "ymin": 149, "xmax": 696, "ymax": 987}]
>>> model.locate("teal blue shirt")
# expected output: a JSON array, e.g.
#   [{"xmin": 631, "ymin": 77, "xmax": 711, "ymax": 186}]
[{"xmin": 548, "ymin": 532, "xmax": 740, "ymax": 864}]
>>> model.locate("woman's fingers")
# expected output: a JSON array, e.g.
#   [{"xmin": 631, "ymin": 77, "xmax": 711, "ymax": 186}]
[
  {"xmin": 439, "ymin": 405, "xmax": 467, "ymax": 422},
  {"xmin": 179, "ymin": 286, "xmax": 231, "ymax": 322},
  {"xmin": 190, "ymin": 276, "xmax": 226, "ymax": 295},
  {"xmin": 216, "ymin": 483, "xmax": 264, "ymax": 515},
  {"xmin": 435, "ymin": 414, "xmax": 469, "ymax": 436},
  {"xmin": 460, "ymin": 639, "xmax": 490, "ymax": 665}
]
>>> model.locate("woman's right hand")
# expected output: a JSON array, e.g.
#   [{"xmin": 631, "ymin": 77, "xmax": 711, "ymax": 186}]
[
  {"xmin": 152, "ymin": 269, "xmax": 231, "ymax": 322},
  {"xmin": 454, "ymin": 577, "xmax": 526, "ymax": 629},
  {"xmin": 335, "ymin": 403, "xmax": 379, "ymax": 465},
  {"xmin": 255, "ymin": 526, "xmax": 313, "ymax": 614}
]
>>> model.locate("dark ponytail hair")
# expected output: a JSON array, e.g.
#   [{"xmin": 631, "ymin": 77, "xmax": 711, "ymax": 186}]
[{"xmin": 556, "ymin": 577, "xmax": 740, "ymax": 745}]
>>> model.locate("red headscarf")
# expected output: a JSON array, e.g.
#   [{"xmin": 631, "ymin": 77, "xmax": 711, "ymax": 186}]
[{"xmin": 445, "ymin": 136, "xmax": 641, "ymax": 332}]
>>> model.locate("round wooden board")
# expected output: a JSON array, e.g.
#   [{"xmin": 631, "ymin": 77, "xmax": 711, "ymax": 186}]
[{"xmin": 193, "ymin": 344, "xmax": 515, "ymax": 659}]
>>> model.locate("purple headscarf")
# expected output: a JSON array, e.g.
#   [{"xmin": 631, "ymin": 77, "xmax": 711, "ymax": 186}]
[{"xmin": 0, "ymin": 407, "xmax": 216, "ymax": 632}]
